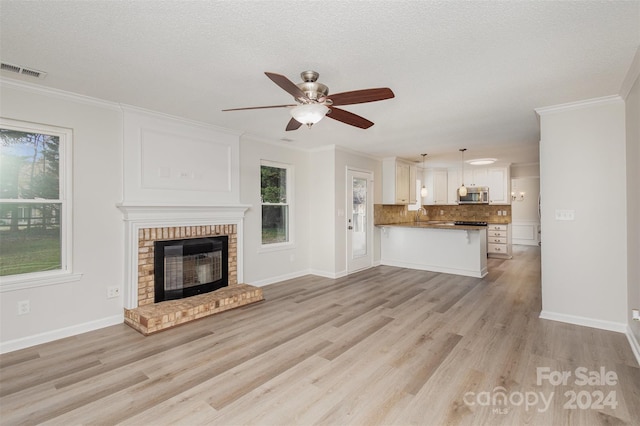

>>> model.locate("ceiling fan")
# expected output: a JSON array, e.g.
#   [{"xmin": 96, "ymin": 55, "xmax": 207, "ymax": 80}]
[{"xmin": 222, "ymin": 71, "xmax": 394, "ymax": 131}]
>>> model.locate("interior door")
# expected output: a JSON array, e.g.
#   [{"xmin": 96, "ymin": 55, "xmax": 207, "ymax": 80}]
[{"xmin": 347, "ymin": 169, "xmax": 373, "ymax": 273}]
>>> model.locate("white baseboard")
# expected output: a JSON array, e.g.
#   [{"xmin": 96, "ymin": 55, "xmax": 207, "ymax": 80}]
[
  {"xmin": 308, "ymin": 269, "xmax": 347, "ymax": 279},
  {"xmin": 626, "ymin": 326, "xmax": 640, "ymax": 367},
  {"xmin": 539, "ymin": 310, "xmax": 627, "ymax": 333},
  {"xmin": 246, "ymin": 269, "xmax": 312, "ymax": 287},
  {"xmin": 0, "ymin": 314, "xmax": 124, "ymax": 354}
]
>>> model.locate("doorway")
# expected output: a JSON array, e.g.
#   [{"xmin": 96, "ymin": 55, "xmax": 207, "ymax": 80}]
[{"xmin": 346, "ymin": 169, "xmax": 373, "ymax": 273}]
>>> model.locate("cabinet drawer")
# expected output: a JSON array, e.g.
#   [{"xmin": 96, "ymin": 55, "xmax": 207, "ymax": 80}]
[
  {"xmin": 488, "ymin": 230, "xmax": 507, "ymax": 238},
  {"xmin": 488, "ymin": 237, "xmax": 507, "ymax": 244},
  {"xmin": 488, "ymin": 243, "xmax": 507, "ymax": 253},
  {"xmin": 488, "ymin": 224, "xmax": 507, "ymax": 231}
]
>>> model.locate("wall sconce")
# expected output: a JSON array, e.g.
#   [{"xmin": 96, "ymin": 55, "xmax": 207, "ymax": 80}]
[{"xmin": 511, "ymin": 192, "xmax": 525, "ymax": 202}]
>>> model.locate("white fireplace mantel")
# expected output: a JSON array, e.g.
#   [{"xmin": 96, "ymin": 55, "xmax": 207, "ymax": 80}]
[{"xmin": 117, "ymin": 202, "xmax": 251, "ymax": 309}]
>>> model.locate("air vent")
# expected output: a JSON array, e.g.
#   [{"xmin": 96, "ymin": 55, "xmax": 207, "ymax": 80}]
[{"xmin": 1, "ymin": 62, "xmax": 47, "ymax": 79}]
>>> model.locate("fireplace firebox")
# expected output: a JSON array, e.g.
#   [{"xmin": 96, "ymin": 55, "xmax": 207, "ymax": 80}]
[{"xmin": 154, "ymin": 236, "xmax": 228, "ymax": 303}]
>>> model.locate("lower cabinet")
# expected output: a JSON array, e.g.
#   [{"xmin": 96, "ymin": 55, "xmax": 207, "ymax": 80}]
[{"xmin": 487, "ymin": 223, "xmax": 512, "ymax": 259}]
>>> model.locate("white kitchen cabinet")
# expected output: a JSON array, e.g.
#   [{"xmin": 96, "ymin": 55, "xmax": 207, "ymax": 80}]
[
  {"xmin": 487, "ymin": 223, "xmax": 512, "ymax": 258},
  {"xmin": 487, "ymin": 167, "xmax": 509, "ymax": 204},
  {"xmin": 424, "ymin": 168, "xmax": 448, "ymax": 205},
  {"xmin": 463, "ymin": 168, "xmax": 488, "ymax": 187},
  {"xmin": 382, "ymin": 157, "xmax": 417, "ymax": 204},
  {"xmin": 447, "ymin": 168, "xmax": 461, "ymax": 204},
  {"xmin": 450, "ymin": 165, "xmax": 510, "ymax": 204}
]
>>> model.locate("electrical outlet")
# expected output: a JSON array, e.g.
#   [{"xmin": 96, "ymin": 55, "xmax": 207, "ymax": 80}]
[
  {"xmin": 633, "ymin": 309, "xmax": 640, "ymax": 321},
  {"xmin": 107, "ymin": 286, "xmax": 120, "ymax": 299},
  {"xmin": 498, "ymin": 211, "xmax": 502, "ymax": 216},
  {"xmin": 17, "ymin": 300, "xmax": 30, "ymax": 315},
  {"xmin": 502, "ymin": 210, "xmax": 507, "ymax": 216}
]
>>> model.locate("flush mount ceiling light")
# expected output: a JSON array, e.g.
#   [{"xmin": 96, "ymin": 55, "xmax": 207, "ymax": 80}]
[
  {"xmin": 420, "ymin": 153, "xmax": 428, "ymax": 198},
  {"xmin": 467, "ymin": 158, "xmax": 497, "ymax": 166},
  {"xmin": 458, "ymin": 148, "xmax": 467, "ymax": 197},
  {"xmin": 289, "ymin": 103, "xmax": 330, "ymax": 128}
]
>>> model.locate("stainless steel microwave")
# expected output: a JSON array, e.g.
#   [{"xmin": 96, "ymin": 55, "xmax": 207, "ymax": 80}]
[{"xmin": 458, "ymin": 186, "xmax": 489, "ymax": 204}]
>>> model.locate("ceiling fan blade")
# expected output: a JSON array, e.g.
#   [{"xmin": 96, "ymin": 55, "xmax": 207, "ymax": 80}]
[
  {"xmin": 328, "ymin": 88, "xmax": 394, "ymax": 106},
  {"xmin": 286, "ymin": 118, "xmax": 303, "ymax": 131},
  {"xmin": 326, "ymin": 107, "xmax": 374, "ymax": 129},
  {"xmin": 265, "ymin": 72, "xmax": 309, "ymax": 101},
  {"xmin": 222, "ymin": 104, "xmax": 296, "ymax": 112}
]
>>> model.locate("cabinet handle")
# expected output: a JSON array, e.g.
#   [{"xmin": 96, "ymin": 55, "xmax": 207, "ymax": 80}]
[{"xmin": 496, "ymin": 247, "xmax": 501, "ymax": 251}]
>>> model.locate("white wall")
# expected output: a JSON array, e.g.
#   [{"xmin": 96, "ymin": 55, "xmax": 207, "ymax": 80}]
[
  {"xmin": 624, "ymin": 61, "xmax": 640, "ymax": 347},
  {"xmin": 308, "ymin": 147, "xmax": 337, "ymax": 277},
  {"xmin": 538, "ymin": 97, "xmax": 627, "ymax": 331},
  {"xmin": 0, "ymin": 81, "xmax": 124, "ymax": 351},
  {"xmin": 239, "ymin": 135, "xmax": 312, "ymax": 286},
  {"xmin": 511, "ymin": 177, "xmax": 541, "ymax": 246}
]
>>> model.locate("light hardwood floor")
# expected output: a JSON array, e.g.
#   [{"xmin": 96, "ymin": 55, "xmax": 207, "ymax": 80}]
[{"xmin": 1, "ymin": 246, "xmax": 638, "ymax": 425}]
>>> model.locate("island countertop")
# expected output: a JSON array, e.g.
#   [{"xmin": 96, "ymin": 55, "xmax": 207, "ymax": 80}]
[{"xmin": 376, "ymin": 221, "xmax": 487, "ymax": 231}]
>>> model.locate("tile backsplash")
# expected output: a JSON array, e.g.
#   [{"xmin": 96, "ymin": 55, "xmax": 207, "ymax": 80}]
[{"xmin": 374, "ymin": 204, "xmax": 511, "ymax": 225}]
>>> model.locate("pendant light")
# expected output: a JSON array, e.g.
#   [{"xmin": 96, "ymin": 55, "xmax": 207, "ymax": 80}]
[
  {"xmin": 458, "ymin": 148, "xmax": 467, "ymax": 197},
  {"xmin": 420, "ymin": 153, "xmax": 428, "ymax": 198}
]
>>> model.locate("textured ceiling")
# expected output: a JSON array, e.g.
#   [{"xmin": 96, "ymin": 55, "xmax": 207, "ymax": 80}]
[{"xmin": 1, "ymin": 1, "xmax": 638, "ymax": 167}]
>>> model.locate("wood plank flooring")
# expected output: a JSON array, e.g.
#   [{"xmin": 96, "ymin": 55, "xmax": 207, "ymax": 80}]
[{"xmin": 1, "ymin": 246, "xmax": 639, "ymax": 425}]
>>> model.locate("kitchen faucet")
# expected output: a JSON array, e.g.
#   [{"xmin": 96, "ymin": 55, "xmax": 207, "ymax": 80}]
[{"xmin": 415, "ymin": 206, "xmax": 426, "ymax": 222}]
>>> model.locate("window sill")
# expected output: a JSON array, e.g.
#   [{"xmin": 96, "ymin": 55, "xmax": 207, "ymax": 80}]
[
  {"xmin": 258, "ymin": 242, "xmax": 296, "ymax": 253},
  {"xmin": 0, "ymin": 271, "xmax": 83, "ymax": 293}
]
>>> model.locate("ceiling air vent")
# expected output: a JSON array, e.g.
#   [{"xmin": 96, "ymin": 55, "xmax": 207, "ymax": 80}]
[{"xmin": 1, "ymin": 62, "xmax": 47, "ymax": 79}]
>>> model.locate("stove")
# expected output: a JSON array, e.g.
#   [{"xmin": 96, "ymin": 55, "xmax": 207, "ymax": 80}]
[{"xmin": 454, "ymin": 221, "xmax": 487, "ymax": 226}]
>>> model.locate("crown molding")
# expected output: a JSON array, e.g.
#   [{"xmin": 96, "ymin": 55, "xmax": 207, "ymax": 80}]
[
  {"xmin": 620, "ymin": 46, "xmax": 640, "ymax": 100},
  {"xmin": 0, "ymin": 77, "xmax": 122, "ymax": 111},
  {"xmin": 534, "ymin": 95, "xmax": 623, "ymax": 116}
]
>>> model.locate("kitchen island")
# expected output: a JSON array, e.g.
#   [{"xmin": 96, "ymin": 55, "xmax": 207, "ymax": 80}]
[{"xmin": 377, "ymin": 222, "xmax": 488, "ymax": 278}]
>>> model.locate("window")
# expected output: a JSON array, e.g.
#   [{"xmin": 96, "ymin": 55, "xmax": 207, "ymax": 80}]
[
  {"xmin": 0, "ymin": 118, "xmax": 73, "ymax": 283},
  {"xmin": 260, "ymin": 160, "xmax": 293, "ymax": 247}
]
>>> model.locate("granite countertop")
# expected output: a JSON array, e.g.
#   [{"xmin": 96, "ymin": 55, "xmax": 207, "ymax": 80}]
[{"xmin": 375, "ymin": 221, "xmax": 487, "ymax": 230}]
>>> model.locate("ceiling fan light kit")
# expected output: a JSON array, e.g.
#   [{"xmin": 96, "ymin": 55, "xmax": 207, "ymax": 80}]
[
  {"xmin": 223, "ymin": 70, "xmax": 394, "ymax": 131},
  {"xmin": 290, "ymin": 104, "xmax": 329, "ymax": 128}
]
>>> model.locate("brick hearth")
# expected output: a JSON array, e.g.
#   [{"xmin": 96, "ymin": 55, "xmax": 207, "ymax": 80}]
[
  {"xmin": 124, "ymin": 223, "xmax": 263, "ymax": 334},
  {"xmin": 124, "ymin": 284, "xmax": 263, "ymax": 335}
]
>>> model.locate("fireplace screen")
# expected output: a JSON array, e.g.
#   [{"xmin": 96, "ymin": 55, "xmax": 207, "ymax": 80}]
[{"xmin": 154, "ymin": 236, "xmax": 228, "ymax": 302}]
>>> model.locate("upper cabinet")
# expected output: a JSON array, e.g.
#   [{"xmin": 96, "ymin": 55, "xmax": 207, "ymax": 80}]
[
  {"xmin": 383, "ymin": 157, "xmax": 417, "ymax": 204},
  {"xmin": 423, "ymin": 168, "xmax": 448, "ymax": 205},
  {"xmin": 433, "ymin": 165, "xmax": 511, "ymax": 205},
  {"xmin": 486, "ymin": 167, "xmax": 509, "ymax": 204}
]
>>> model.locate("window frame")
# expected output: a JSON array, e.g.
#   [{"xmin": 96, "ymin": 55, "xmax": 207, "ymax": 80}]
[
  {"xmin": 0, "ymin": 118, "xmax": 80, "ymax": 291},
  {"xmin": 259, "ymin": 159, "xmax": 295, "ymax": 252}
]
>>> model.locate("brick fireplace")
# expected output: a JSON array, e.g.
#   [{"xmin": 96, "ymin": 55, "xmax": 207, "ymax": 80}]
[{"xmin": 117, "ymin": 204, "xmax": 263, "ymax": 335}]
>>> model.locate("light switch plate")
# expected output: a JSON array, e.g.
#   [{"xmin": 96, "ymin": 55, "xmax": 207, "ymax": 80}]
[{"xmin": 555, "ymin": 209, "xmax": 575, "ymax": 221}]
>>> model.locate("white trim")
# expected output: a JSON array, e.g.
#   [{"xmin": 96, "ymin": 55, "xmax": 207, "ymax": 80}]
[
  {"xmin": 309, "ymin": 269, "xmax": 348, "ymax": 280},
  {"xmin": 0, "ymin": 314, "xmax": 123, "ymax": 354},
  {"xmin": 346, "ymin": 168, "xmax": 375, "ymax": 274},
  {"xmin": 539, "ymin": 310, "xmax": 627, "ymax": 333},
  {"xmin": 626, "ymin": 326, "xmax": 640, "ymax": 367},
  {"xmin": 620, "ymin": 46, "xmax": 640, "ymax": 100},
  {"xmin": 0, "ymin": 77, "xmax": 122, "ymax": 111},
  {"xmin": 535, "ymin": 95, "xmax": 623, "ymax": 116},
  {"xmin": 116, "ymin": 203, "xmax": 249, "ymax": 309},
  {"xmin": 120, "ymin": 104, "xmax": 242, "ymax": 137},
  {"xmin": 0, "ymin": 272, "xmax": 82, "ymax": 293},
  {"xmin": 0, "ymin": 118, "xmax": 74, "ymax": 290},
  {"xmin": 260, "ymin": 160, "xmax": 294, "ymax": 250},
  {"xmin": 247, "ymin": 269, "xmax": 311, "ymax": 287}
]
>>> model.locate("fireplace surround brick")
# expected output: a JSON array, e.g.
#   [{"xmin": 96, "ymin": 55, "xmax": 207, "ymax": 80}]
[{"xmin": 124, "ymin": 223, "xmax": 263, "ymax": 335}]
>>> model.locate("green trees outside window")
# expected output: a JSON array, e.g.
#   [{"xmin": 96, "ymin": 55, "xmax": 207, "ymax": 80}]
[
  {"xmin": 0, "ymin": 128, "xmax": 62, "ymax": 276},
  {"xmin": 261, "ymin": 164, "xmax": 289, "ymax": 245}
]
